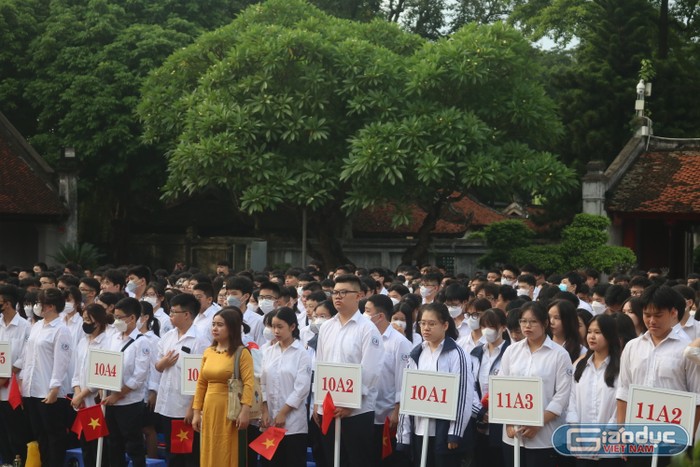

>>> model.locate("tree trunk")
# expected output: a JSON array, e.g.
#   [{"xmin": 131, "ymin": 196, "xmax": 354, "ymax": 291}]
[
  {"xmin": 307, "ymin": 204, "xmax": 352, "ymax": 273},
  {"xmin": 659, "ymin": 0, "xmax": 669, "ymax": 58},
  {"xmin": 400, "ymin": 196, "xmax": 447, "ymax": 265}
]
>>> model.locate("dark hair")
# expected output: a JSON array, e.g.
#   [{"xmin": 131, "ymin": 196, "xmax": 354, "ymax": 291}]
[
  {"xmin": 480, "ymin": 308, "xmax": 507, "ymax": 328},
  {"xmin": 334, "ymin": 274, "xmax": 362, "ymax": 290},
  {"xmin": 139, "ymin": 301, "xmax": 160, "ymax": 337},
  {"xmin": 391, "ymin": 302, "xmax": 415, "ymax": 341},
  {"xmin": 193, "ymin": 282, "xmax": 214, "ymax": 299},
  {"xmin": 80, "ymin": 277, "xmax": 101, "ymax": 292},
  {"xmin": 64, "ymin": 286, "xmax": 83, "ymax": 316},
  {"xmin": 127, "ymin": 265, "xmax": 151, "ymax": 283},
  {"xmin": 640, "ymin": 284, "xmax": 686, "ymax": 321},
  {"xmin": 303, "ymin": 282, "xmax": 323, "ymax": 293},
  {"xmin": 388, "ymin": 283, "xmax": 410, "ymax": 296},
  {"xmin": 273, "ymin": 307, "xmax": 300, "ymax": 339},
  {"xmin": 498, "ymin": 285, "xmax": 517, "ymax": 302},
  {"xmin": 577, "ymin": 309, "xmax": 593, "ymax": 329},
  {"xmin": 564, "ymin": 271, "xmax": 583, "ymax": 293},
  {"xmin": 471, "ymin": 298, "xmax": 492, "ymax": 313},
  {"xmin": 605, "ymin": 284, "xmax": 631, "ymax": 307},
  {"xmin": 169, "ymin": 293, "xmax": 200, "ymax": 317},
  {"xmin": 259, "ymin": 281, "xmax": 281, "ymax": 296},
  {"xmin": 506, "ymin": 307, "xmax": 523, "ymax": 331},
  {"xmin": 574, "ymin": 314, "xmax": 621, "ymax": 387},
  {"xmin": 520, "ymin": 301, "xmax": 549, "ymax": 330},
  {"xmin": 416, "ymin": 303, "xmax": 458, "ymax": 340},
  {"xmin": 39, "ymin": 287, "xmax": 65, "ymax": 313},
  {"xmin": 84, "ymin": 303, "xmax": 111, "ymax": 332},
  {"xmin": 0, "ymin": 285, "xmax": 19, "ymax": 308},
  {"xmin": 548, "ymin": 299, "xmax": 583, "ymax": 363},
  {"xmin": 103, "ymin": 268, "xmax": 126, "ymax": 288},
  {"xmin": 115, "ymin": 297, "xmax": 142, "ymax": 318},
  {"xmin": 315, "ymin": 300, "xmax": 338, "ymax": 317},
  {"xmin": 517, "ymin": 274, "xmax": 536, "ymax": 288},
  {"xmin": 213, "ymin": 307, "xmax": 244, "ymax": 354},
  {"xmin": 98, "ymin": 291, "xmax": 122, "ymax": 307},
  {"xmin": 612, "ymin": 312, "xmax": 637, "ymax": 348},
  {"xmin": 225, "ymin": 276, "xmax": 254, "ymax": 296},
  {"xmin": 366, "ymin": 294, "xmax": 394, "ymax": 320}
]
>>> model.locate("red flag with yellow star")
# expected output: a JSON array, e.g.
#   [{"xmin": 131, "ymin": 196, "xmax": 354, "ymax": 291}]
[
  {"xmin": 75, "ymin": 405, "xmax": 109, "ymax": 441},
  {"xmin": 171, "ymin": 419, "xmax": 194, "ymax": 454},
  {"xmin": 382, "ymin": 417, "xmax": 393, "ymax": 459},
  {"xmin": 249, "ymin": 426, "xmax": 286, "ymax": 461}
]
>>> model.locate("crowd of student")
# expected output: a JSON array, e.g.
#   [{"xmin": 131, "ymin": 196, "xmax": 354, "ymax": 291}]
[{"xmin": 0, "ymin": 261, "xmax": 699, "ymax": 467}]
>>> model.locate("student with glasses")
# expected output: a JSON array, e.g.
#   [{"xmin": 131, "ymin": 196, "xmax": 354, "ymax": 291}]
[{"xmin": 499, "ymin": 301, "xmax": 573, "ymax": 467}]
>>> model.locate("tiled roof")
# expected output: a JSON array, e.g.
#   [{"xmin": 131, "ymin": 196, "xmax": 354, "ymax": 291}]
[
  {"xmin": 354, "ymin": 194, "xmax": 510, "ymax": 235},
  {"xmin": 0, "ymin": 112, "xmax": 66, "ymax": 218},
  {"xmin": 607, "ymin": 150, "xmax": 700, "ymax": 214}
]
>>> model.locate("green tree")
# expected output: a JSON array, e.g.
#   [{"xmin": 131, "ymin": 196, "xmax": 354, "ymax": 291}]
[{"xmin": 477, "ymin": 220, "xmax": 534, "ymax": 268}]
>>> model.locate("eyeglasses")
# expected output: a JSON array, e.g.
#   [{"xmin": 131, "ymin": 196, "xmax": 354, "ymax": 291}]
[
  {"xmin": 502, "ymin": 275, "xmax": 516, "ymax": 280},
  {"xmin": 169, "ymin": 310, "xmax": 189, "ymax": 315},
  {"xmin": 330, "ymin": 290, "xmax": 360, "ymax": 298},
  {"xmin": 114, "ymin": 314, "xmax": 130, "ymax": 320},
  {"xmin": 466, "ymin": 311, "xmax": 483, "ymax": 318},
  {"xmin": 418, "ymin": 320, "xmax": 441, "ymax": 328},
  {"xmin": 519, "ymin": 319, "xmax": 540, "ymax": 327},
  {"xmin": 259, "ymin": 294, "xmax": 278, "ymax": 301}
]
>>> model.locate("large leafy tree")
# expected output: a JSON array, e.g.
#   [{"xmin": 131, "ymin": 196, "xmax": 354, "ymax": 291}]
[{"xmin": 140, "ymin": 0, "xmax": 577, "ymax": 267}]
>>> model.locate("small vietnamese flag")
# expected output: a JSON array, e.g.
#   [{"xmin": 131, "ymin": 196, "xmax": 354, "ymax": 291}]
[
  {"xmin": 171, "ymin": 419, "xmax": 194, "ymax": 454},
  {"xmin": 249, "ymin": 426, "xmax": 286, "ymax": 461},
  {"xmin": 8, "ymin": 373, "xmax": 22, "ymax": 409},
  {"xmin": 76, "ymin": 405, "xmax": 109, "ymax": 441},
  {"xmin": 381, "ymin": 417, "xmax": 393, "ymax": 459},
  {"xmin": 321, "ymin": 391, "xmax": 336, "ymax": 435},
  {"xmin": 481, "ymin": 393, "xmax": 489, "ymax": 410}
]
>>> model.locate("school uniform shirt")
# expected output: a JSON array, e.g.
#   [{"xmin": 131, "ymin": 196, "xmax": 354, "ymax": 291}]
[
  {"xmin": 681, "ymin": 316, "xmax": 700, "ymax": 341},
  {"xmin": 261, "ymin": 339, "xmax": 312, "ymax": 435},
  {"xmin": 374, "ymin": 325, "xmax": 413, "ymax": 425},
  {"xmin": 316, "ymin": 310, "xmax": 384, "ymax": 416},
  {"xmin": 243, "ymin": 308, "xmax": 264, "ymax": 345},
  {"xmin": 0, "ymin": 312, "xmax": 30, "ymax": 401},
  {"xmin": 71, "ymin": 331, "xmax": 110, "ymax": 407},
  {"xmin": 456, "ymin": 331, "xmax": 485, "ymax": 354},
  {"xmin": 155, "ymin": 325, "xmax": 211, "ymax": 418},
  {"xmin": 566, "ymin": 356, "xmax": 617, "ymax": 424},
  {"xmin": 107, "ymin": 328, "xmax": 151, "ymax": 406},
  {"xmin": 500, "ymin": 336, "xmax": 573, "ymax": 449},
  {"xmin": 16, "ymin": 318, "xmax": 73, "ymax": 398},
  {"xmin": 62, "ymin": 310, "xmax": 83, "ymax": 391},
  {"xmin": 142, "ymin": 330, "xmax": 161, "ymax": 394},
  {"xmin": 154, "ymin": 307, "xmax": 173, "ymax": 335},
  {"xmin": 473, "ymin": 340, "xmax": 507, "ymax": 398},
  {"xmin": 192, "ymin": 303, "xmax": 221, "ymax": 339},
  {"xmin": 617, "ymin": 328, "xmax": 700, "ymax": 404}
]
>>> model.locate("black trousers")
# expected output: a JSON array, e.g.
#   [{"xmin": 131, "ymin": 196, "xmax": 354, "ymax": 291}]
[
  {"xmin": 320, "ymin": 411, "xmax": 376, "ymax": 467},
  {"xmin": 24, "ymin": 396, "xmax": 70, "ymax": 467},
  {"xmin": 0, "ymin": 400, "xmax": 31, "ymax": 464},
  {"xmin": 259, "ymin": 433, "xmax": 308, "ymax": 467},
  {"xmin": 410, "ymin": 435, "xmax": 462, "ymax": 467},
  {"xmin": 502, "ymin": 445, "xmax": 558, "ymax": 467},
  {"xmin": 372, "ymin": 422, "xmax": 411, "ymax": 467},
  {"xmin": 576, "ymin": 459, "xmax": 625, "ymax": 467},
  {"xmin": 105, "ymin": 402, "xmax": 146, "ymax": 467},
  {"xmin": 472, "ymin": 431, "xmax": 504, "ymax": 467},
  {"xmin": 309, "ymin": 416, "xmax": 329, "ymax": 467},
  {"xmin": 159, "ymin": 414, "xmax": 200, "ymax": 467}
]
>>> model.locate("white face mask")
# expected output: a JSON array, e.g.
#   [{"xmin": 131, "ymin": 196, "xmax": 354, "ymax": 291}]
[
  {"xmin": 24, "ymin": 305, "xmax": 33, "ymax": 317},
  {"xmin": 33, "ymin": 303, "xmax": 43, "ymax": 317},
  {"xmin": 591, "ymin": 301, "xmax": 606, "ymax": 315},
  {"xmin": 296, "ymin": 286, "xmax": 304, "ymax": 296},
  {"xmin": 501, "ymin": 279, "xmax": 515, "ymax": 287},
  {"xmin": 263, "ymin": 327, "xmax": 275, "ymax": 341},
  {"xmin": 419, "ymin": 286, "xmax": 434, "ymax": 298},
  {"xmin": 467, "ymin": 315, "xmax": 480, "ymax": 331},
  {"xmin": 114, "ymin": 318, "xmax": 127, "ymax": 333},
  {"xmin": 246, "ymin": 302, "xmax": 257, "ymax": 313},
  {"xmin": 482, "ymin": 327, "xmax": 500, "ymax": 344},
  {"xmin": 64, "ymin": 302, "xmax": 75, "ymax": 314},
  {"xmin": 391, "ymin": 319, "xmax": 407, "ymax": 331},
  {"xmin": 516, "ymin": 288, "xmax": 530, "ymax": 297},
  {"xmin": 447, "ymin": 305, "xmax": 463, "ymax": 319},
  {"xmin": 259, "ymin": 299, "xmax": 275, "ymax": 315},
  {"xmin": 143, "ymin": 296, "xmax": 158, "ymax": 308},
  {"xmin": 126, "ymin": 280, "xmax": 138, "ymax": 293},
  {"xmin": 390, "ymin": 297, "xmax": 400, "ymax": 306},
  {"xmin": 310, "ymin": 317, "xmax": 327, "ymax": 334},
  {"xmin": 227, "ymin": 295, "xmax": 241, "ymax": 308},
  {"xmin": 138, "ymin": 317, "xmax": 148, "ymax": 332}
]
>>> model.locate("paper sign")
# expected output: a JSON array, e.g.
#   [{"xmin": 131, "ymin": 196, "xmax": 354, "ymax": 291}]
[
  {"xmin": 0, "ymin": 341, "xmax": 11, "ymax": 378},
  {"xmin": 181, "ymin": 355, "xmax": 203, "ymax": 396},
  {"xmin": 400, "ymin": 369, "xmax": 460, "ymax": 421},
  {"xmin": 314, "ymin": 362, "xmax": 362, "ymax": 409},
  {"xmin": 489, "ymin": 376, "xmax": 544, "ymax": 426},
  {"xmin": 626, "ymin": 384, "xmax": 697, "ymax": 443},
  {"xmin": 87, "ymin": 349, "xmax": 124, "ymax": 391}
]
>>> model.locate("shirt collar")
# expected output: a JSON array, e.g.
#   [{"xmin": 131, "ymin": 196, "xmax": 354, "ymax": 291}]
[{"xmin": 421, "ymin": 338, "xmax": 444, "ymax": 352}]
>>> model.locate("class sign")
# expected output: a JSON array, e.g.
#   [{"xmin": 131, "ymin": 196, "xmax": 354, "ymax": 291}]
[
  {"xmin": 0, "ymin": 341, "xmax": 11, "ymax": 378},
  {"xmin": 488, "ymin": 376, "xmax": 544, "ymax": 426},
  {"xmin": 87, "ymin": 349, "xmax": 124, "ymax": 392},
  {"xmin": 400, "ymin": 370, "xmax": 460, "ymax": 421}
]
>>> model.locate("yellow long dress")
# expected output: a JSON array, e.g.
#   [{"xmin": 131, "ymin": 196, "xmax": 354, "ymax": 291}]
[{"xmin": 193, "ymin": 346, "xmax": 255, "ymax": 466}]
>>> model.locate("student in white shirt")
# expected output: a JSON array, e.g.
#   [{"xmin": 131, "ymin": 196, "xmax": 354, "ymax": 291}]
[
  {"xmin": 363, "ymin": 294, "xmax": 413, "ymax": 465},
  {"xmin": 260, "ymin": 307, "xmax": 312, "ymax": 467},
  {"xmin": 192, "ymin": 283, "xmax": 221, "ymax": 340},
  {"xmin": 224, "ymin": 276, "xmax": 263, "ymax": 344},
  {"xmin": 616, "ymin": 285, "xmax": 700, "ymax": 467},
  {"xmin": 143, "ymin": 282, "xmax": 173, "ymax": 335},
  {"xmin": 16, "ymin": 287, "xmax": 73, "ymax": 467},
  {"xmin": 313, "ymin": 274, "xmax": 384, "ymax": 467},
  {"xmin": 0, "ymin": 285, "xmax": 32, "ymax": 463},
  {"xmin": 547, "ymin": 299, "xmax": 586, "ymax": 363},
  {"xmin": 396, "ymin": 303, "xmax": 475, "ymax": 467},
  {"xmin": 155, "ymin": 293, "xmax": 210, "ymax": 467},
  {"xmin": 71, "ymin": 303, "xmax": 112, "ymax": 467},
  {"xmin": 391, "ymin": 299, "xmax": 422, "ymax": 345},
  {"xmin": 443, "ymin": 283, "xmax": 470, "ymax": 341},
  {"xmin": 137, "ymin": 301, "xmax": 162, "ymax": 459},
  {"xmin": 500, "ymin": 301, "xmax": 573, "ymax": 467},
  {"xmin": 567, "ymin": 314, "xmax": 622, "ymax": 467},
  {"xmin": 103, "ymin": 297, "xmax": 151, "ymax": 467},
  {"xmin": 456, "ymin": 298, "xmax": 488, "ymax": 353}
]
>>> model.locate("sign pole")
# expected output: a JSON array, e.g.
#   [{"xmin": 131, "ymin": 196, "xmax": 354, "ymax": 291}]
[
  {"xmin": 650, "ymin": 450, "xmax": 658, "ymax": 467},
  {"xmin": 513, "ymin": 425, "xmax": 520, "ymax": 467},
  {"xmin": 95, "ymin": 404, "xmax": 106, "ymax": 467},
  {"xmin": 419, "ymin": 418, "xmax": 430, "ymax": 467},
  {"xmin": 334, "ymin": 418, "xmax": 341, "ymax": 467}
]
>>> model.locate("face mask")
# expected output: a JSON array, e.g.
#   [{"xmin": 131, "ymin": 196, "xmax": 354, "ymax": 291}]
[
  {"xmin": 114, "ymin": 318, "xmax": 127, "ymax": 333},
  {"xmin": 259, "ymin": 299, "xmax": 275, "ymax": 315},
  {"xmin": 324, "ymin": 291, "xmax": 331, "ymax": 298},
  {"xmin": 246, "ymin": 302, "xmax": 256, "ymax": 314},
  {"xmin": 391, "ymin": 319, "xmax": 407, "ymax": 331},
  {"xmin": 501, "ymin": 279, "xmax": 515, "ymax": 287},
  {"xmin": 138, "ymin": 318, "xmax": 148, "ymax": 332},
  {"xmin": 263, "ymin": 327, "xmax": 275, "ymax": 341},
  {"xmin": 558, "ymin": 283, "xmax": 568, "ymax": 292},
  {"xmin": 390, "ymin": 297, "xmax": 400, "ymax": 306},
  {"xmin": 419, "ymin": 286, "xmax": 434, "ymax": 298},
  {"xmin": 310, "ymin": 317, "xmax": 327, "ymax": 334},
  {"xmin": 591, "ymin": 301, "xmax": 606, "ymax": 315},
  {"xmin": 126, "ymin": 280, "xmax": 138, "ymax": 293},
  {"xmin": 24, "ymin": 305, "xmax": 33, "ymax": 317},
  {"xmin": 482, "ymin": 327, "xmax": 500, "ymax": 344},
  {"xmin": 143, "ymin": 296, "xmax": 158, "ymax": 308},
  {"xmin": 296, "ymin": 286, "xmax": 303, "ymax": 296},
  {"xmin": 82, "ymin": 322, "xmax": 96, "ymax": 334},
  {"xmin": 517, "ymin": 288, "xmax": 530, "ymax": 297},
  {"xmin": 227, "ymin": 295, "xmax": 241, "ymax": 308},
  {"xmin": 64, "ymin": 302, "xmax": 75, "ymax": 314},
  {"xmin": 447, "ymin": 306, "xmax": 463, "ymax": 319},
  {"xmin": 467, "ymin": 315, "xmax": 480, "ymax": 331},
  {"xmin": 33, "ymin": 303, "xmax": 43, "ymax": 317}
]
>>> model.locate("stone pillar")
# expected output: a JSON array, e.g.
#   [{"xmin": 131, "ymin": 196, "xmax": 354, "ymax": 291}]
[
  {"xmin": 58, "ymin": 172, "xmax": 78, "ymax": 245},
  {"xmin": 582, "ymin": 160, "xmax": 608, "ymax": 217}
]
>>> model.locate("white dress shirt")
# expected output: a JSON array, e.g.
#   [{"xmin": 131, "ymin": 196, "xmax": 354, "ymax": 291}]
[
  {"xmin": 500, "ymin": 336, "xmax": 573, "ymax": 449},
  {"xmin": 566, "ymin": 356, "xmax": 618, "ymax": 424},
  {"xmin": 316, "ymin": 311, "xmax": 385, "ymax": 416},
  {"xmin": 617, "ymin": 327, "xmax": 700, "ymax": 404},
  {"xmin": 155, "ymin": 325, "xmax": 211, "ymax": 418},
  {"xmin": 681, "ymin": 316, "xmax": 700, "ymax": 341},
  {"xmin": 62, "ymin": 311, "xmax": 83, "ymax": 391},
  {"xmin": 17, "ymin": 318, "xmax": 73, "ymax": 397},
  {"xmin": 243, "ymin": 308, "xmax": 264, "ymax": 345},
  {"xmin": 154, "ymin": 308, "xmax": 173, "ymax": 335},
  {"xmin": 71, "ymin": 331, "xmax": 110, "ymax": 407},
  {"xmin": 261, "ymin": 339, "xmax": 312, "ymax": 435},
  {"xmin": 457, "ymin": 331, "xmax": 485, "ymax": 354},
  {"xmin": 192, "ymin": 303, "xmax": 221, "ymax": 339},
  {"xmin": 374, "ymin": 325, "xmax": 413, "ymax": 425},
  {"xmin": 107, "ymin": 328, "xmax": 151, "ymax": 406},
  {"xmin": 0, "ymin": 312, "xmax": 30, "ymax": 401},
  {"xmin": 142, "ymin": 330, "xmax": 161, "ymax": 393}
]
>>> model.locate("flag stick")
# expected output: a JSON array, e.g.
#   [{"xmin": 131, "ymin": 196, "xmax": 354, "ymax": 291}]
[
  {"xmin": 514, "ymin": 425, "xmax": 520, "ymax": 467},
  {"xmin": 419, "ymin": 418, "xmax": 430, "ymax": 467},
  {"xmin": 96, "ymin": 405, "xmax": 106, "ymax": 467},
  {"xmin": 334, "ymin": 418, "xmax": 341, "ymax": 467}
]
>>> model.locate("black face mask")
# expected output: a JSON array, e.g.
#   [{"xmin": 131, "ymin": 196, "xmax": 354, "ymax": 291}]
[{"xmin": 82, "ymin": 322, "xmax": 96, "ymax": 334}]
